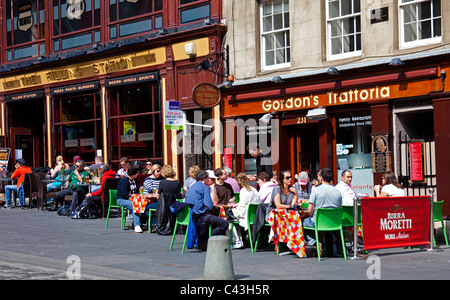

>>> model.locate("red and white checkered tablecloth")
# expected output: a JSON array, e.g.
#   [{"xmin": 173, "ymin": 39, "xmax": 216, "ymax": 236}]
[
  {"xmin": 268, "ymin": 209, "xmax": 307, "ymax": 258},
  {"xmin": 131, "ymin": 193, "xmax": 157, "ymax": 214}
]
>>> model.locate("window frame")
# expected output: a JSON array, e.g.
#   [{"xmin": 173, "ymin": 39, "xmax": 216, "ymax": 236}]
[
  {"xmin": 260, "ymin": 0, "xmax": 291, "ymax": 72},
  {"xmin": 326, "ymin": 0, "xmax": 362, "ymax": 61},
  {"xmin": 4, "ymin": 0, "xmax": 46, "ymax": 62},
  {"xmin": 52, "ymin": 0, "xmax": 102, "ymax": 53},
  {"xmin": 398, "ymin": 0, "xmax": 442, "ymax": 49},
  {"xmin": 107, "ymin": 0, "xmax": 163, "ymax": 41}
]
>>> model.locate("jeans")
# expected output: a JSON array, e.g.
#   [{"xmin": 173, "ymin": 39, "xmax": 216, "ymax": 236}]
[
  {"xmin": 117, "ymin": 198, "xmax": 151, "ymax": 227},
  {"xmin": 302, "ymin": 217, "xmax": 316, "ymax": 246},
  {"xmin": 5, "ymin": 184, "xmax": 24, "ymax": 207}
]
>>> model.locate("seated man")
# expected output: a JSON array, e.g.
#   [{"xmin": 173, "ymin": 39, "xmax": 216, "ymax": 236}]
[
  {"xmin": 2, "ymin": 159, "xmax": 32, "ymax": 209},
  {"xmin": 84, "ymin": 163, "xmax": 116, "ymax": 218},
  {"xmin": 303, "ymin": 167, "xmax": 342, "ymax": 253},
  {"xmin": 213, "ymin": 167, "xmax": 235, "ymax": 206},
  {"xmin": 55, "ymin": 160, "xmax": 89, "ymax": 215},
  {"xmin": 185, "ymin": 170, "xmax": 229, "ymax": 250}
]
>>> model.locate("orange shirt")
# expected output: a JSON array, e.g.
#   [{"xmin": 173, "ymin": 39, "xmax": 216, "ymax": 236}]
[{"xmin": 11, "ymin": 166, "xmax": 32, "ymax": 188}]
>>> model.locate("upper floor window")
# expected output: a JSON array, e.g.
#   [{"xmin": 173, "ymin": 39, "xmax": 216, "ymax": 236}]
[
  {"xmin": 52, "ymin": 0, "xmax": 101, "ymax": 52},
  {"xmin": 326, "ymin": 0, "xmax": 361, "ymax": 60},
  {"xmin": 5, "ymin": 0, "xmax": 46, "ymax": 62},
  {"xmin": 260, "ymin": 0, "xmax": 290, "ymax": 71},
  {"xmin": 399, "ymin": 0, "xmax": 441, "ymax": 49},
  {"xmin": 179, "ymin": 0, "xmax": 210, "ymax": 24},
  {"xmin": 108, "ymin": 0, "xmax": 163, "ymax": 40}
]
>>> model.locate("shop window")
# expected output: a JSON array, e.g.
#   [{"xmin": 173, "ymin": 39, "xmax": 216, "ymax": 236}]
[
  {"xmin": 260, "ymin": 0, "xmax": 290, "ymax": 71},
  {"xmin": 326, "ymin": 0, "xmax": 361, "ymax": 60},
  {"xmin": 399, "ymin": 0, "xmax": 441, "ymax": 49},
  {"xmin": 108, "ymin": 0, "xmax": 163, "ymax": 40},
  {"xmin": 53, "ymin": 93, "xmax": 102, "ymax": 164},
  {"xmin": 109, "ymin": 85, "xmax": 162, "ymax": 164},
  {"xmin": 336, "ymin": 111, "xmax": 373, "ymax": 195},
  {"xmin": 5, "ymin": 0, "xmax": 46, "ymax": 61},
  {"xmin": 52, "ymin": 0, "xmax": 101, "ymax": 52}
]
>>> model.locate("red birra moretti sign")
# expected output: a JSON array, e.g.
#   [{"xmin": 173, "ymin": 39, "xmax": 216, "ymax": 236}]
[{"xmin": 361, "ymin": 196, "xmax": 430, "ymax": 250}]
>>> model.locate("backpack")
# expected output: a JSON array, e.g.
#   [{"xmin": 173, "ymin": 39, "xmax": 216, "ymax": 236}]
[
  {"xmin": 57, "ymin": 204, "xmax": 70, "ymax": 216},
  {"xmin": 70, "ymin": 200, "xmax": 89, "ymax": 219}
]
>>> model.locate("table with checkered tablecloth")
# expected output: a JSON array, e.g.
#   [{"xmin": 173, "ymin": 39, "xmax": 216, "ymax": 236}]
[{"xmin": 268, "ymin": 209, "xmax": 307, "ymax": 258}]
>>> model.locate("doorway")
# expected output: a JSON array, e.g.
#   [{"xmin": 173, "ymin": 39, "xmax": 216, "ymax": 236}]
[
  {"xmin": 6, "ymin": 99, "xmax": 45, "ymax": 169},
  {"xmin": 290, "ymin": 124, "xmax": 320, "ymax": 180}
]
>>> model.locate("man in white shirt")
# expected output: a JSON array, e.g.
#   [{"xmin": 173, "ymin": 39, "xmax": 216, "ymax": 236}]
[{"xmin": 335, "ymin": 170, "xmax": 368, "ymax": 206}]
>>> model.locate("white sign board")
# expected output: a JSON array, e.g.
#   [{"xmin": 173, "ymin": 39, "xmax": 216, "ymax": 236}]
[{"xmin": 164, "ymin": 101, "xmax": 184, "ymax": 130}]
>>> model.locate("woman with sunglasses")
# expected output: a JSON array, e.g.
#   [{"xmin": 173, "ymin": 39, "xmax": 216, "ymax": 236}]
[
  {"xmin": 265, "ymin": 170, "xmax": 298, "ymax": 222},
  {"xmin": 143, "ymin": 160, "xmax": 153, "ymax": 174},
  {"xmin": 143, "ymin": 164, "xmax": 162, "ymax": 232},
  {"xmin": 116, "ymin": 157, "xmax": 129, "ymax": 178}
]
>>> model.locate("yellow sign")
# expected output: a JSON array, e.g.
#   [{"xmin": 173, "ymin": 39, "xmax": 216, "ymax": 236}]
[{"xmin": 0, "ymin": 48, "xmax": 166, "ymax": 92}]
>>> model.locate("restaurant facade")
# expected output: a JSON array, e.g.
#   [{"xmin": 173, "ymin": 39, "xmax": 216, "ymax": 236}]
[
  {"xmin": 220, "ymin": 55, "xmax": 450, "ymax": 215},
  {"xmin": 0, "ymin": 0, "xmax": 226, "ymax": 178}
]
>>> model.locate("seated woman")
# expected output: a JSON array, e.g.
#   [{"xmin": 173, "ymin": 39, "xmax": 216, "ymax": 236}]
[
  {"xmin": 265, "ymin": 170, "xmax": 298, "ymax": 222},
  {"xmin": 228, "ymin": 172, "xmax": 261, "ymax": 249},
  {"xmin": 116, "ymin": 166, "xmax": 146, "ymax": 233},
  {"xmin": 374, "ymin": 171, "xmax": 405, "ymax": 197},
  {"xmin": 143, "ymin": 164, "xmax": 162, "ymax": 231},
  {"xmin": 155, "ymin": 165, "xmax": 182, "ymax": 235}
]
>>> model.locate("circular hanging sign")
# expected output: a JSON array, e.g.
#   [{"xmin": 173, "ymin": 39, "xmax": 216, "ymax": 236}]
[{"xmin": 192, "ymin": 83, "xmax": 221, "ymax": 108}]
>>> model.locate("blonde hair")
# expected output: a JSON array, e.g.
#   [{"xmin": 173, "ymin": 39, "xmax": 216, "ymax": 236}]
[
  {"xmin": 161, "ymin": 164, "xmax": 176, "ymax": 178},
  {"xmin": 150, "ymin": 164, "xmax": 162, "ymax": 175},
  {"xmin": 236, "ymin": 172, "xmax": 251, "ymax": 192},
  {"xmin": 188, "ymin": 165, "xmax": 201, "ymax": 179}
]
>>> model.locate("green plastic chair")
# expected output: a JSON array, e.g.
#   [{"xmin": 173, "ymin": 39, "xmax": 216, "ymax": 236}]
[
  {"xmin": 229, "ymin": 203, "xmax": 259, "ymax": 250},
  {"xmin": 341, "ymin": 205, "xmax": 362, "ymax": 234},
  {"xmin": 169, "ymin": 205, "xmax": 191, "ymax": 253},
  {"xmin": 246, "ymin": 203, "xmax": 259, "ymax": 252},
  {"xmin": 301, "ymin": 202, "xmax": 309, "ymax": 210},
  {"xmin": 105, "ymin": 190, "xmax": 128, "ymax": 230},
  {"xmin": 303, "ymin": 207, "xmax": 347, "ymax": 261},
  {"xmin": 433, "ymin": 200, "xmax": 449, "ymax": 246},
  {"xmin": 254, "ymin": 222, "xmax": 271, "ymax": 252},
  {"xmin": 234, "ymin": 192, "xmax": 240, "ymax": 203}
]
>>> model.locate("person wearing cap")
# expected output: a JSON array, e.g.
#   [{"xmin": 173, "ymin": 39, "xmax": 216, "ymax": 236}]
[
  {"xmin": 2, "ymin": 159, "xmax": 32, "ymax": 209},
  {"xmin": 294, "ymin": 171, "xmax": 313, "ymax": 200},
  {"xmin": 185, "ymin": 170, "xmax": 229, "ymax": 250},
  {"xmin": 68, "ymin": 155, "xmax": 82, "ymax": 173},
  {"xmin": 335, "ymin": 170, "xmax": 369, "ymax": 206}
]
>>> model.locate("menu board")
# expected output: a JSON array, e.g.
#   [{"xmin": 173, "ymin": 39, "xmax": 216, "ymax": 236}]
[{"xmin": 0, "ymin": 148, "xmax": 10, "ymax": 171}]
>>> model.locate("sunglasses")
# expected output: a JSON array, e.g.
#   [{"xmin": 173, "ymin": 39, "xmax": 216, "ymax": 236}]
[
  {"xmin": 284, "ymin": 176, "xmax": 292, "ymax": 179},
  {"xmin": 75, "ymin": 164, "xmax": 83, "ymax": 168},
  {"xmin": 146, "ymin": 163, "xmax": 152, "ymax": 166}
]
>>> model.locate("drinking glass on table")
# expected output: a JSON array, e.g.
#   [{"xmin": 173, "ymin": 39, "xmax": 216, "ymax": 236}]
[{"xmin": 139, "ymin": 186, "xmax": 144, "ymax": 194}]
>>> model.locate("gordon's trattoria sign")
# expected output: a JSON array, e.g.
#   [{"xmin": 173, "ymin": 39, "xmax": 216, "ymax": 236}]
[{"xmin": 361, "ymin": 196, "xmax": 430, "ymax": 250}]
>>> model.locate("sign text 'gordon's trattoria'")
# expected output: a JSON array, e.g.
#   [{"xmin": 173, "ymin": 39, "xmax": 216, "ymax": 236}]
[{"xmin": 262, "ymin": 86, "xmax": 390, "ymax": 112}]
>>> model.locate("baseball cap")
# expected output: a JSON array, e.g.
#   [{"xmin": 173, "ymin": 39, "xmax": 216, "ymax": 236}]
[
  {"xmin": 206, "ymin": 170, "xmax": 218, "ymax": 179},
  {"xmin": 16, "ymin": 158, "xmax": 27, "ymax": 165},
  {"xmin": 73, "ymin": 155, "xmax": 81, "ymax": 162},
  {"xmin": 298, "ymin": 171, "xmax": 308, "ymax": 185}
]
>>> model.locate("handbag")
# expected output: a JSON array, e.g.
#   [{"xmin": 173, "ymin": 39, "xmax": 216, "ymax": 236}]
[{"xmin": 225, "ymin": 208, "xmax": 238, "ymax": 221}]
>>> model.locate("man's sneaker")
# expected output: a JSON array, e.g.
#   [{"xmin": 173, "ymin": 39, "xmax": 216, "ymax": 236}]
[
  {"xmin": 1, "ymin": 204, "xmax": 12, "ymax": 209},
  {"xmin": 134, "ymin": 225, "xmax": 143, "ymax": 233}
]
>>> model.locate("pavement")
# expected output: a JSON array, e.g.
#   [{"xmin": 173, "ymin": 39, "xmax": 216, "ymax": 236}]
[{"xmin": 1, "ymin": 204, "xmax": 450, "ymax": 285}]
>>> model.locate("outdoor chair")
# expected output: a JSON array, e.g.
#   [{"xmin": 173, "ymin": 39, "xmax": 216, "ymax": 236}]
[
  {"xmin": 105, "ymin": 189, "xmax": 127, "ymax": 230},
  {"xmin": 246, "ymin": 203, "xmax": 259, "ymax": 252},
  {"xmin": 169, "ymin": 205, "xmax": 191, "ymax": 253},
  {"xmin": 433, "ymin": 200, "xmax": 449, "ymax": 246},
  {"xmin": 101, "ymin": 178, "xmax": 121, "ymax": 218},
  {"xmin": 303, "ymin": 207, "xmax": 347, "ymax": 261},
  {"xmin": 234, "ymin": 192, "xmax": 240, "ymax": 203}
]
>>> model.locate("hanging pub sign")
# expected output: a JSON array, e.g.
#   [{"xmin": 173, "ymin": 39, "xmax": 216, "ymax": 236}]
[
  {"xmin": 371, "ymin": 133, "xmax": 392, "ymax": 173},
  {"xmin": 192, "ymin": 83, "xmax": 221, "ymax": 108},
  {"xmin": 409, "ymin": 140, "xmax": 425, "ymax": 183}
]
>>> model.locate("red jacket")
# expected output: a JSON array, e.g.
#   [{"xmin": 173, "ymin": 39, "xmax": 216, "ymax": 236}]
[
  {"xmin": 11, "ymin": 166, "xmax": 32, "ymax": 189},
  {"xmin": 91, "ymin": 169, "xmax": 116, "ymax": 201}
]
